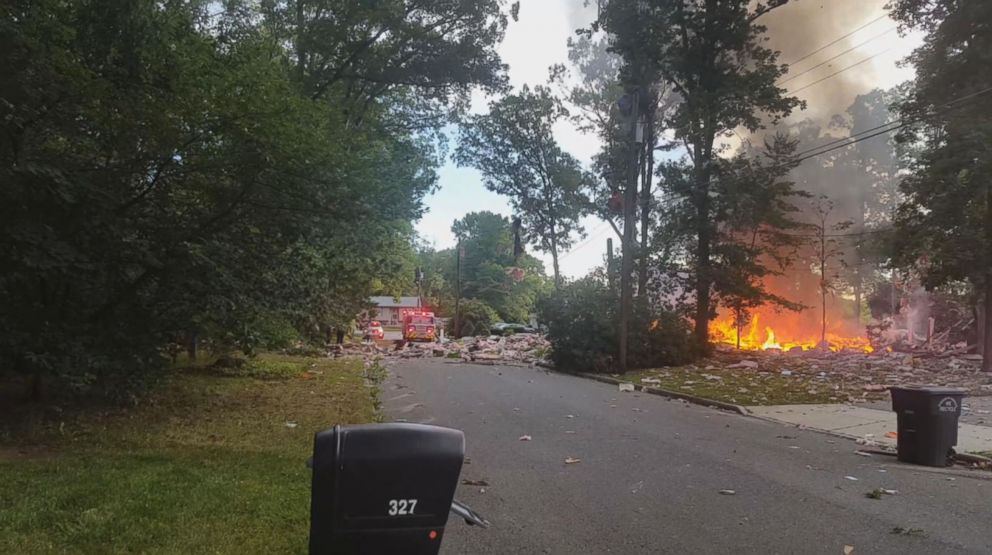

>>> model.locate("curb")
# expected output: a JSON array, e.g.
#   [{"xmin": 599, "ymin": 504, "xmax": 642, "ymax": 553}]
[{"xmin": 574, "ymin": 372, "xmax": 750, "ymax": 416}]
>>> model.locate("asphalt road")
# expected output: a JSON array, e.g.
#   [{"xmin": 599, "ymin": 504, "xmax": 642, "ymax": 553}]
[{"xmin": 382, "ymin": 360, "xmax": 992, "ymax": 555}]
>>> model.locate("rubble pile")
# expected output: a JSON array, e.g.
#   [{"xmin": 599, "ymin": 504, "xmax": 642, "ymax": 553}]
[
  {"xmin": 330, "ymin": 334, "xmax": 552, "ymax": 367},
  {"xmin": 707, "ymin": 346, "xmax": 992, "ymax": 399}
]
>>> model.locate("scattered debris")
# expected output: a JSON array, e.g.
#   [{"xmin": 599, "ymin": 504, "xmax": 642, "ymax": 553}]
[
  {"xmin": 854, "ymin": 451, "xmax": 873, "ymax": 458},
  {"xmin": 891, "ymin": 527, "xmax": 926, "ymax": 538},
  {"xmin": 640, "ymin": 377, "xmax": 663, "ymax": 385},
  {"xmin": 518, "ymin": 435, "xmax": 532, "ymax": 441},
  {"xmin": 728, "ymin": 360, "xmax": 759, "ymax": 369},
  {"xmin": 885, "ymin": 431, "xmax": 898, "ymax": 439},
  {"xmin": 865, "ymin": 488, "xmax": 896, "ymax": 499},
  {"xmin": 843, "ymin": 546, "xmax": 855, "ymax": 555},
  {"xmin": 844, "ymin": 476, "xmax": 859, "ymax": 481},
  {"xmin": 462, "ymin": 479, "xmax": 489, "ymax": 486},
  {"xmin": 284, "ymin": 421, "xmax": 298, "ymax": 428},
  {"xmin": 619, "ymin": 383, "xmax": 636, "ymax": 392},
  {"xmin": 954, "ymin": 452, "xmax": 992, "ymax": 465},
  {"xmin": 718, "ymin": 489, "xmax": 736, "ymax": 495},
  {"xmin": 564, "ymin": 457, "xmax": 581, "ymax": 464},
  {"xmin": 565, "ymin": 414, "xmax": 575, "ymax": 419}
]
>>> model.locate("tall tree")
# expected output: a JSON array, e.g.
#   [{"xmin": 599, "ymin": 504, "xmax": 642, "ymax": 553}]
[
  {"xmin": 599, "ymin": 0, "xmax": 802, "ymax": 347},
  {"xmin": 810, "ymin": 197, "xmax": 852, "ymax": 346},
  {"xmin": 449, "ymin": 212, "xmax": 549, "ymax": 323},
  {"xmin": 552, "ymin": 33, "xmax": 676, "ymax": 296},
  {"xmin": 0, "ymin": 0, "xmax": 511, "ymax": 396},
  {"xmin": 456, "ymin": 86, "xmax": 592, "ymax": 286},
  {"xmin": 888, "ymin": 0, "xmax": 992, "ymax": 371}
]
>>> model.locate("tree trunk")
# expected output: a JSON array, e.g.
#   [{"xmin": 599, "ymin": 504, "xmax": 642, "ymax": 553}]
[
  {"xmin": 550, "ymin": 230, "xmax": 561, "ymax": 288},
  {"xmin": 296, "ymin": 1, "xmax": 307, "ymax": 83},
  {"xmin": 28, "ymin": 373, "xmax": 44, "ymax": 402},
  {"xmin": 984, "ymin": 278, "xmax": 992, "ymax": 372},
  {"xmin": 186, "ymin": 330, "xmax": 198, "ymax": 361},
  {"xmin": 637, "ymin": 117, "xmax": 655, "ymax": 295},
  {"xmin": 693, "ymin": 167, "xmax": 712, "ymax": 347},
  {"xmin": 821, "ymin": 234, "xmax": 827, "ymax": 345}
]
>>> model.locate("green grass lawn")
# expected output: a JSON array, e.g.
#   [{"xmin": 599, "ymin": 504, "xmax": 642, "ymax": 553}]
[
  {"xmin": 0, "ymin": 354, "xmax": 381, "ymax": 554},
  {"xmin": 622, "ymin": 365, "xmax": 853, "ymax": 406}
]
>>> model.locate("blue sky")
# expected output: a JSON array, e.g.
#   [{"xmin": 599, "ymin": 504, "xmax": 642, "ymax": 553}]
[{"xmin": 414, "ymin": 0, "xmax": 921, "ymax": 280}]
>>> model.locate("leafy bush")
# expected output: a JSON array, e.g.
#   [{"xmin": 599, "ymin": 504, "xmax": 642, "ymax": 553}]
[
  {"xmin": 628, "ymin": 305, "xmax": 695, "ymax": 369},
  {"xmin": 251, "ymin": 315, "xmax": 301, "ymax": 351},
  {"xmin": 449, "ymin": 299, "xmax": 499, "ymax": 337},
  {"xmin": 537, "ymin": 277, "xmax": 619, "ymax": 373},
  {"xmin": 538, "ymin": 277, "xmax": 695, "ymax": 373}
]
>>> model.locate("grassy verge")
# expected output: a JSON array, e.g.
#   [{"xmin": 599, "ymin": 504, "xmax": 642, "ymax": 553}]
[
  {"xmin": 0, "ymin": 354, "xmax": 380, "ymax": 554},
  {"xmin": 622, "ymin": 366, "xmax": 849, "ymax": 406}
]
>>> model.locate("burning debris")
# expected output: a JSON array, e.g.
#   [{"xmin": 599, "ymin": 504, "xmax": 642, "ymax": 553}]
[{"xmin": 710, "ymin": 311, "xmax": 873, "ymax": 354}]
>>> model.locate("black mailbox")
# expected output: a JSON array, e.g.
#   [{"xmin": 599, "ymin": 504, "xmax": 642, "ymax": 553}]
[{"xmin": 308, "ymin": 423, "xmax": 465, "ymax": 555}]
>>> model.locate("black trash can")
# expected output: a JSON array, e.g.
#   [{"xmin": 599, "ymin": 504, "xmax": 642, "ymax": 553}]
[{"xmin": 890, "ymin": 386, "xmax": 965, "ymax": 467}]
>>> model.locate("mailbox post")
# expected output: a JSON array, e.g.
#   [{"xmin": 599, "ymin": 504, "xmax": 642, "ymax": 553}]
[{"xmin": 309, "ymin": 423, "xmax": 466, "ymax": 555}]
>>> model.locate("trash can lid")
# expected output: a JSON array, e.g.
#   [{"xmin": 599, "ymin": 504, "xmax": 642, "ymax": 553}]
[{"xmin": 889, "ymin": 385, "xmax": 966, "ymax": 395}]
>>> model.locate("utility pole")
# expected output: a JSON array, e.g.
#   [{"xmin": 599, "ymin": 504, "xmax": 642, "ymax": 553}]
[
  {"xmin": 415, "ymin": 266, "xmax": 424, "ymax": 310},
  {"xmin": 618, "ymin": 89, "xmax": 641, "ymax": 371},
  {"xmin": 454, "ymin": 241, "xmax": 462, "ymax": 337}
]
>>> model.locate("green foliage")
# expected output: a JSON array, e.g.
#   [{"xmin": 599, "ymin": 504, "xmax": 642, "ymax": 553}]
[
  {"xmin": 456, "ymin": 85, "xmax": 592, "ymax": 284},
  {"xmin": 888, "ymin": 0, "xmax": 992, "ymax": 369},
  {"xmin": 449, "ymin": 212, "xmax": 550, "ymax": 322},
  {"xmin": 451, "ymin": 298, "xmax": 500, "ymax": 337},
  {"xmin": 0, "ymin": 0, "xmax": 509, "ymax": 395},
  {"xmin": 538, "ymin": 274, "xmax": 692, "ymax": 373},
  {"xmin": 538, "ymin": 277, "xmax": 619, "ymax": 372}
]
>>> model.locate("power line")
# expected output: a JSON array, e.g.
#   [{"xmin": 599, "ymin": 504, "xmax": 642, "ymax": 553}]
[
  {"xmin": 784, "ymin": 12, "xmax": 889, "ymax": 67},
  {"xmin": 559, "ymin": 222, "xmax": 611, "ymax": 261},
  {"xmin": 787, "ymin": 48, "xmax": 894, "ymax": 96},
  {"xmin": 777, "ymin": 26, "xmax": 897, "ymax": 87},
  {"xmin": 792, "ymin": 85, "xmax": 992, "ymax": 163}
]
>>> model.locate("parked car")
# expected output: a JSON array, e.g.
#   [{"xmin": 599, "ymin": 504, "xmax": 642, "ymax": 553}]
[
  {"xmin": 403, "ymin": 312, "xmax": 437, "ymax": 342},
  {"xmin": 366, "ymin": 320, "xmax": 384, "ymax": 340},
  {"xmin": 490, "ymin": 322, "xmax": 536, "ymax": 335}
]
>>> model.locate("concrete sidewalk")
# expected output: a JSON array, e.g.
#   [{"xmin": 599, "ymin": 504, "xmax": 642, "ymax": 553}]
[{"xmin": 748, "ymin": 404, "xmax": 992, "ymax": 454}]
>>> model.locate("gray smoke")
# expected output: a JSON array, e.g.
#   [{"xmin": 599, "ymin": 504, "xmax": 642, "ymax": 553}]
[{"xmin": 761, "ymin": 0, "xmax": 896, "ymax": 123}]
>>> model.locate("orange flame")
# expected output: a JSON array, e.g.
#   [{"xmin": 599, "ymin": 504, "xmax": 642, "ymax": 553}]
[{"xmin": 710, "ymin": 312, "xmax": 873, "ymax": 353}]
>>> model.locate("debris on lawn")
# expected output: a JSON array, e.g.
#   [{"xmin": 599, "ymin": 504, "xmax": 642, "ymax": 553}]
[
  {"xmin": 625, "ymin": 347, "xmax": 992, "ymax": 407},
  {"xmin": 284, "ymin": 421, "xmax": 298, "ymax": 428}
]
